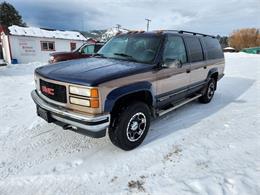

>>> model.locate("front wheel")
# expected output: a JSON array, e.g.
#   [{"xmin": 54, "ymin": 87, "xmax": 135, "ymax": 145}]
[
  {"xmin": 109, "ymin": 102, "xmax": 151, "ymax": 150},
  {"xmin": 199, "ymin": 78, "xmax": 216, "ymax": 103}
]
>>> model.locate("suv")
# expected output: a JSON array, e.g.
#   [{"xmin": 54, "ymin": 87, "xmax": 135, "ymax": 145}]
[
  {"xmin": 49, "ymin": 42, "xmax": 104, "ymax": 63},
  {"xmin": 31, "ymin": 30, "xmax": 225, "ymax": 150}
]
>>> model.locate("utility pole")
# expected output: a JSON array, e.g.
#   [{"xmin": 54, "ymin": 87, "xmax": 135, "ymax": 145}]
[
  {"xmin": 145, "ymin": 18, "xmax": 151, "ymax": 31},
  {"xmin": 116, "ymin": 24, "xmax": 121, "ymax": 31}
]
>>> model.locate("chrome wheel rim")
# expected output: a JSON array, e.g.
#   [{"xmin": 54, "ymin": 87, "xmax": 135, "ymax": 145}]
[
  {"xmin": 126, "ymin": 112, "xmax": 146, "ymax": 142},
  {"xmin": 207, "ymin": 82, "xmax": 215, "ymax": 99}
]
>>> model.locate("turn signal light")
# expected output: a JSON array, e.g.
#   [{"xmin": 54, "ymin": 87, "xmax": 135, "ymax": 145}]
[
  {"xmin": 90, "ymin": 99, "xmax": 99, "ymax": 108},
  {"xmin": 90, "ymin": 88, "xmax": 99, "ymax": 98}
]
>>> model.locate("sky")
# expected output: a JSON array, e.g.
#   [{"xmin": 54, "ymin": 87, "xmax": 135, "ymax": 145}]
[{"xmin": 4, "ymin": 0, "xmax": 260, "ymax": 35}]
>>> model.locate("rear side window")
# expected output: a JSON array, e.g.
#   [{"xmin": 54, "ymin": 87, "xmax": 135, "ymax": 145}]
[
  {"xmin": 202, "ymin": 37, "xmax": 224, "ymax": 59},
  {"xmin": 184, "ymin": 37, "xmax": 204, "ymax": 62}
]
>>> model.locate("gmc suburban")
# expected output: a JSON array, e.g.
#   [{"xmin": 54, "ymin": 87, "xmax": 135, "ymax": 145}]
[{"xmin": 31, "ymin": 30, "xmax": 225, "ymax": 150}]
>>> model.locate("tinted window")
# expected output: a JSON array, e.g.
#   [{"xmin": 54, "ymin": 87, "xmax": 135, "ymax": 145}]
[
  {"xmin": 203, "ymin": 37, "xmax": 224, "ymax": 59},
  {"xmin": 184, "ymin": 37, "xmax": 204, "ymax": 62},
  {"xmin": 163, "ymin": 36, "xmax": 187, "ymax": 64}
]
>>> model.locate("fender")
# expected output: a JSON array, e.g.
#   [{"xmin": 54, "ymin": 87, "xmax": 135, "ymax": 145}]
[
  {"xmin": 207, "ymin": 67, "xmax": 218, "ymax": 80},
  {"xmin": 104, "ymin": 81, "xmax": 154, "ymax": 113}
]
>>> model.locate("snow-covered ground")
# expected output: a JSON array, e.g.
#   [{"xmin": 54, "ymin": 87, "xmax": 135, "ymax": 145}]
[{"xmin": 0, "ymin": 53, "xmax": 259, "ymax": 195}]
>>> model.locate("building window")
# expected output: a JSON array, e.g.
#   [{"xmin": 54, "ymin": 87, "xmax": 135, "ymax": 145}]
[
  {"xmin": 41, "ymin": 41, "xmax": 55, "ymax": 51},
  {"xmin": 70, "ymin": 42, "xmax": 76, "ymax": 51}
]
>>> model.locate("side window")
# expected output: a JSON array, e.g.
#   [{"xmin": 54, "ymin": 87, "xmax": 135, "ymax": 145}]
[
  {"xmin": 82, "ymin": 45, "xmax": 95, "ymax": 54},
  {"xmin": 184, "ymin": 37, "xmax": 204, "ymax": 62},
  {"xmin": 94, "ymin": 44, "xmax": 103, "ymax": 53},
  {"xmin": 41, "ymin": 41, "xmax": 55, "ymax": 51},
  {"xmin": 203, "ymin": 37, "xmax": 224, "ymax": 59},
  {"xmin": 163, "ymin": 36, "xmax": 187, "ymax": 64}
]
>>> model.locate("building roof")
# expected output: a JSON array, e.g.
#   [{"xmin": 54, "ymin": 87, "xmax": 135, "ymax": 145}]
[{"xmin": 7, "ymin": 25, "xmax": 87, "ymax": 41}]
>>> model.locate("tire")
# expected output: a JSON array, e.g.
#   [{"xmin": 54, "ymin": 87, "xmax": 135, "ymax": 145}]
[
  {"xmin": 199, "ymin": 78, "xmax": 216, "ymax": 103},
  {"xmin": 109, "ymin": 102, "xmax": 151, "ymax": 151}
]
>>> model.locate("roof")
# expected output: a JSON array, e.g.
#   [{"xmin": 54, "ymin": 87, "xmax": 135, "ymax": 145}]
[{"xmin": 7, "ymin": 25, "xmax": 87, "ymax": 41}]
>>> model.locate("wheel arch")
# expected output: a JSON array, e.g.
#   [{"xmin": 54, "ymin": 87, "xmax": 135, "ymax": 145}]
[
  {"xmin": 104, "ymin": 81, "xmax": 155, "ymax": 114},
  {"xmin": 207, "ymin": 68, "xmax": 219, "ymax": 89}
]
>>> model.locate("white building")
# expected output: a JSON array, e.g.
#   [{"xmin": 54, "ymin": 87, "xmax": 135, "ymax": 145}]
[{"xmin": 0, "ymin": 25, "xmax": 87, "ymax": 64}]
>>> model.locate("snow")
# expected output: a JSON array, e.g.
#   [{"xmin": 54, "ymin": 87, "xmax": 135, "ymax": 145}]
[
  {"xmin": 101, "ymin": 27, "xmax": 120, "ymax": 41},
  {"xmin": 0, "ymin": 59, "xmax": 6, "ymax": 65},
  {"xmin": 224, "ymin": 47, "xmax": 235, "ymax": 50},
  {"xmin": 0, "ymin": 53, "xmax": 260, "ymax": 194},
  {"xmin": 101, "ymin": 27, "xmax": 128, "ymax": 41},
  {"xmin": 8, "ymin": 25, "xmax": 87, "ymax": 41}
]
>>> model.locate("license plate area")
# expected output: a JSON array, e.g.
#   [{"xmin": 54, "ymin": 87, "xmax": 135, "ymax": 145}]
[{"xmin": 37, "ymin": 106, "xmax": 55, "ymax": 123}]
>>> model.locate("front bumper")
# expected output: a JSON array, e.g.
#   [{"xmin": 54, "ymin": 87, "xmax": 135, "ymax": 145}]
[{"xmin": 31, "ymin": 90, "xmax": 110, "ymax": 138}]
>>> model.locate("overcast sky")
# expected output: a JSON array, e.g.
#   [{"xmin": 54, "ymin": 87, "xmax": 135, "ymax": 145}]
[{"xmin": 6, "ymin": 0, "xmax": 260, "ymax": 35}]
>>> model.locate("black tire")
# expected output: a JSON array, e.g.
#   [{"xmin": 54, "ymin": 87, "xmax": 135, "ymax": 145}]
[
  {"xmin": 109, "ymin": 102, "xmax": 151, "ymax": 151},
  {"xmin": 199, "ymin": 78, "xmax": 216, "ymax": 103}
]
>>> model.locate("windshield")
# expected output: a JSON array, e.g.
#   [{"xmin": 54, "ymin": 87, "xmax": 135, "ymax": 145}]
[{"xmin": 97, "ymin": 34, "xmax": 161, "ymax": 64}]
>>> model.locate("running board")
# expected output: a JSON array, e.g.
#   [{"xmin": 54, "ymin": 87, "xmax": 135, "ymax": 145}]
[{"xmin": 158, "ymin": 94, "xmax": 202, "ymax": 116}]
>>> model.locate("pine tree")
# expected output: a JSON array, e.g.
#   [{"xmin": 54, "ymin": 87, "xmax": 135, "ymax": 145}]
[{"xmin": 0, "ymin": 1, "xmax": 26, "ymax": 27}]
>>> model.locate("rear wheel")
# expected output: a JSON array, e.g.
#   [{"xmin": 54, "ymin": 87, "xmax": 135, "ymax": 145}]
[
  {"xmin": 109, "ymin": 102, "xmax": 151, "ymax": 150},
  {"xmin": 199, "ymin": 78, "xmax": 216, "ymax": 103}
]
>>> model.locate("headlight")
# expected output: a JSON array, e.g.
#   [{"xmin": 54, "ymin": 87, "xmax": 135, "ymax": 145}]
[
  {"xmin": 69, "ymin": 86, "xmax": 99, "ymax": 98},
  {"xmin": 69, "ymin": 86, "xmax": 99, "ymax": 108},
  {"xmin": 50, "ymin": 56, "xmax": 54, "ymax": 61},
  {"xmin": 70, "ymin": 97, "xmax": 90, "ymax": 107}
]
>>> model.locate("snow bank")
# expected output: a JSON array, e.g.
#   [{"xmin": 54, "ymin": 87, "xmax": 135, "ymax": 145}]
[{"xmin": 0, "ymin": 53, "xmax": 259, "ymax": 195}]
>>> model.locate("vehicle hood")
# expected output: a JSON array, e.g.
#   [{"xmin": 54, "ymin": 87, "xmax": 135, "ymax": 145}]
[{"xmin": 35, "ymin": 57, "xmax": 154, "ymax": 86}]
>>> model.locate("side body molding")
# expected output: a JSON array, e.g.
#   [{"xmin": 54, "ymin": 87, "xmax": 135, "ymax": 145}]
[{"xmin": 104, "ymin": 81, "xmax": 154, "ymax": 113}]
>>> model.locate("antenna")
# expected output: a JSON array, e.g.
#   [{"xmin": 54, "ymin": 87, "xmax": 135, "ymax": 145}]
[{"xmin": 145, "ymin": 18, "xmax": 151, "ymax": 31}]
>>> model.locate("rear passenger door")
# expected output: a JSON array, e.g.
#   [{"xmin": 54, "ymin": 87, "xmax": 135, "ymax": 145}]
[
  {"xmin": 184, "ymin": 36, "xmax": 208, "ymax": 85},
  {"xmin": 156, "ymin": 35, "xmax": 190, "ymax": 106}
]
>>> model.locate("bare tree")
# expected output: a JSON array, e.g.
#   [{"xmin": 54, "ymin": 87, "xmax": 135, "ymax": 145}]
[{"xmin": 229, "ymin": 28, "xmax": 260, "ymax": 50}]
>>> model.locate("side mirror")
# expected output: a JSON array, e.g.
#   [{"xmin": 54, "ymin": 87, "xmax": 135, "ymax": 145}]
[{"xmin": 162, "ymin": 58, "xmax": 182, "ymax": 68}]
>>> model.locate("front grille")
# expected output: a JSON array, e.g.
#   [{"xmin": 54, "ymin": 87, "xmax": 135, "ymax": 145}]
[{"xmin": 40, "ymin": 79, "xmax": 67, "ymax": 103}]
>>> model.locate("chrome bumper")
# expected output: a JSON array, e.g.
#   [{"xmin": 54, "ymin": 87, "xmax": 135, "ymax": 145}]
[{"xmin": 31, "ymin": 90, "xmax": 110, "ymax": 138}]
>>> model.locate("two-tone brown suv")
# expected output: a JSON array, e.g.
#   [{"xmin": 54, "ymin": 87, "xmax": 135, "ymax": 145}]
[{"xmin": 31, "ymin": 30, "xmax": 225, "ymax": 150}]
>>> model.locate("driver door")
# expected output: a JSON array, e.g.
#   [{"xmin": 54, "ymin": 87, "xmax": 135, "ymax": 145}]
[{"xmin": 156, "ymin": 35, "xmax": 190, "ymax": 107}]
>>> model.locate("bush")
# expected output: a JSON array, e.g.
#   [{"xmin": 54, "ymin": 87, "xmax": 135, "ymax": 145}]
[{"xmin": 229, "ymin": 28, "xmax": 260, "ymax": 50}]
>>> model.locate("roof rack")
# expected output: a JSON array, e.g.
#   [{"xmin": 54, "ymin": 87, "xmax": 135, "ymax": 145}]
[{"xmin": 164, "ymin": 30, "xmax": 216, "ymax": 38}]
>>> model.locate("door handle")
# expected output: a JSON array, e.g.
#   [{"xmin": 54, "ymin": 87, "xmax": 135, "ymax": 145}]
[{"xmin": 186, "ymin": 69, "xmax": 190, "ymax": 73}]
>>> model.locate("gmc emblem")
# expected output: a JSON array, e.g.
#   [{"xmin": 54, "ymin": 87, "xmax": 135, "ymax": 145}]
[{"xmin": 41, "ymin": 86, "xmax": 54, "ymax": 95}]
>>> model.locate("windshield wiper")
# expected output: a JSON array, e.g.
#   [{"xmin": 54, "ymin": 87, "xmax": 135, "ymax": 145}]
[{"xmin": 113, "ymin": 53, "xmax": 137, "ymax": 62}]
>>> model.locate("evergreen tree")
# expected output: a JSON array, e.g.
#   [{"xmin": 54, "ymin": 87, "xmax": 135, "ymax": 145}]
[
  {"xmin": 0, "ymin": 1, "xmax": 26, "ymax": 27},
  {"xmin": 216, "ymin": 35, "xmax": 229, "ymax": 48}
]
